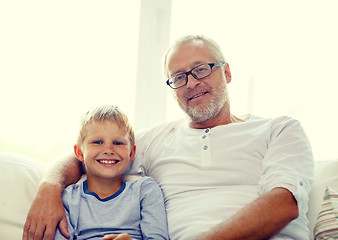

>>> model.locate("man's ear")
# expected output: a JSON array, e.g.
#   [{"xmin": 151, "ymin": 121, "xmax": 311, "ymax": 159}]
[
  {"xmin": 224, "ymin": 62, "xmax": 232, "ymax": 83},
  {"xmin": 74, "ymin": 145, "xmax": 84, "ymax": 162},
  {"xmin": 129, "ymin": 145, "xmax": 136, "ymax": 162}
]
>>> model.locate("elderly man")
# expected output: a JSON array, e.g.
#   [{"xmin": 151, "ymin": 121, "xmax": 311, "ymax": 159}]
[{"xmin": 24, "ymin": 35, "xmax": 313, "ymax": 240}]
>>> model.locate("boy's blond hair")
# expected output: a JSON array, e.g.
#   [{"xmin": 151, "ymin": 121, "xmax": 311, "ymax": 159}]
[{"xmin": 77, "ymin": 105, "xmax": 135, "ymax": 148}]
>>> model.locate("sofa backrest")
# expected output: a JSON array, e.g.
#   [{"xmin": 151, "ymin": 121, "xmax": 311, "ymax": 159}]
[{"xmin": 0, "ymin": 150, "xmax": 337, "ymax": 240}]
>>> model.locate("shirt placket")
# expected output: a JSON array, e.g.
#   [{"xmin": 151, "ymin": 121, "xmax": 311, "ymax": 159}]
[{"xmin": 201, "ymin": 128, "xmax": 212, "ymax": 166}]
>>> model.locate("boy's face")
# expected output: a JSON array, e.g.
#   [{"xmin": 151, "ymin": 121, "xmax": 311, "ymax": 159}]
[{"xmin": 74, "ymin": 120, "xmax": 135, "ymax": 182}]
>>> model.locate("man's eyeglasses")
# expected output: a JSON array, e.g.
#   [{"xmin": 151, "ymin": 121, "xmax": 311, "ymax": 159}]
[{"xmin": 166, "ymin": 61, "xmax": 225, "ymax": 89}]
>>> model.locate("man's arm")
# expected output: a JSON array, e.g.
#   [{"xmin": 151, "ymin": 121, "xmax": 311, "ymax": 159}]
[
  {"xmin": 194, "ymin": 187, "xmax": 299, "ymax": 240},
  {"xmin": 23, "ymin": 153, "xmax": 84, "ymax": 240}
]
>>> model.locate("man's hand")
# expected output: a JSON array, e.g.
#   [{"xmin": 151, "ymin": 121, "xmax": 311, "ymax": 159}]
[
  {"xmin": 103, "ymin": 233, "xmax": 132, "ymax": 240},
  {"xmin": 23, "ymin": 182, "xmax": 70, "ymax": 240}
]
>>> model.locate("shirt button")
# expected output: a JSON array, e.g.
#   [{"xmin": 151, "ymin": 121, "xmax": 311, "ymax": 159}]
[
  {"xmin": 205, "ymin": 129, "xmax": 209, "ymax": 133},
  {"xmin": 300, "ymin": 181, "xmax": 303, "ymax": 186},
  {"xmin": 202, "ymin": 135, "xmax": 206, "ymax": 139},
  {"xmin": 203, "ymin": 145, "xmax": 208, "ymax": 150}
]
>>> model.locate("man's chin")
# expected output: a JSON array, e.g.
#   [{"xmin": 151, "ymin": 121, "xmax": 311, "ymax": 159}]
[
  {"xmin": 178, "ymin": 100, "xmax": 219, "ymax": 123},
  {"xmin": 186, "ymin": 107, "xmax": 216, "ymax": 124}
]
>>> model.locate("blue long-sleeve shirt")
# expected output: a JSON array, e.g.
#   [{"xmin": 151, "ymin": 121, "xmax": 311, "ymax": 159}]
[{"xmin": 54, "ymin": 176, "xmax": 169, "ymax": 240}]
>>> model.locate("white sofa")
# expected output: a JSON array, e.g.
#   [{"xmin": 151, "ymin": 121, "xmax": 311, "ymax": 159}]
[{"xmin": 0, "ymin": 151, "xmax": 337, "ymax": 240}]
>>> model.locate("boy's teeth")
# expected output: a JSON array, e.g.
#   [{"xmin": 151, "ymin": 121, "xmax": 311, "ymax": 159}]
[{"xmin": 100, "ymin": 160, "xmax": 118, "ymax": 164}]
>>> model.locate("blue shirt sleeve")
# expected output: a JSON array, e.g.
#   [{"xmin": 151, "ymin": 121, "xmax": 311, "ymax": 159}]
[
  {"xmin": 139, "ymin": 177, "xmax": 169, "ymax": 240},
  {"xmin": 54, "ymin": 185, "xmax": 76, "ymax": 240}
]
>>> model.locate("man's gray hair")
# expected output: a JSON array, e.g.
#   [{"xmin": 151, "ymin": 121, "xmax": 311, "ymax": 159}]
[{"xmin": 162, "ymin": 35, "xmax": 226, "ymax": 79}]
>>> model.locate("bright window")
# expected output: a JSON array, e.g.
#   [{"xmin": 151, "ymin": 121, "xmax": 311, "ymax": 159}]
[
  {"xmin": 1, "ymin": 0, "xmax": 337, "ymax": 162},
  {"xmin": 0, "ymin": 1, "xmax": 140, "ymax": 161}
]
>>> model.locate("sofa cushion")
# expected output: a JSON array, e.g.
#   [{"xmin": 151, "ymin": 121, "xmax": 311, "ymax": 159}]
[
  {"xmin": 313, "ymin": 187, "xmax": 338, "ymax": 239},
  {"xmin": 308, "ymin": 159, "xmax": 338, "ymax": 239},
  {"xmin": 0, "ymin": 151, "xmax": 45, "ymax": 240}
]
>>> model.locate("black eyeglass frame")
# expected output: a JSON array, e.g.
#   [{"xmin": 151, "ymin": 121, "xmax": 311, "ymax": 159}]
[{"xmin": 166, "ymin": 61, "xmax": 225, "ymax": 89}]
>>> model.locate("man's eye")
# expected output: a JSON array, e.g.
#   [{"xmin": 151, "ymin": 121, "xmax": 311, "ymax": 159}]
[
  {"xmin": 173, "ymin": 74, "xmax": 185, "ymax": 83},
  {"xmin": 196, "ymin": 67, "xmax": 208, "ymax": 73},
  {"xmin": 175, "ymin": 75, "xmax": 184, "ymax": 80}
]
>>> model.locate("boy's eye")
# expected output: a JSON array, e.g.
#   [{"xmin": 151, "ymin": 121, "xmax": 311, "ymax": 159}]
[
  {"xmin": 92, "ymin": 140, "xmax": 103, "ymax": 144},
  {"xmin": 113, "ymin": 142, "xmax": 123, "ymax": 145}
]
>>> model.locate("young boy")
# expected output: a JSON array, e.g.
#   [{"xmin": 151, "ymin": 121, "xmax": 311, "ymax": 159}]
[{"xmin": 54, "ymin": 105, "xmax": 169, "ymax": 240}]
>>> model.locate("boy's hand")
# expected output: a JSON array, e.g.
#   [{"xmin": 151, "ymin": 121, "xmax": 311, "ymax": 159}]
[
  {"xmin": 23, "ymin": 182, "xmax": 70, "ymax": 240},
  {"xmin": 103, "ymin": 233, "xmax": 132, "ymax": 240}
]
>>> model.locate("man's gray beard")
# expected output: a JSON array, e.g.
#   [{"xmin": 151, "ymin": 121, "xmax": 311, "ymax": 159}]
[
  {"xmin": 175, "ymin": 80, "xmax": 229, "ymax": 124},
  {"xmin": 185, "ymin": 96, "xmax": 227, "ymax": 124}
]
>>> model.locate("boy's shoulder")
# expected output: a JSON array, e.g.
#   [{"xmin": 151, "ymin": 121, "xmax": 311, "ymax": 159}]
[
  {"xmin": 61, "ymin": 182, "xmax": 84, "ymax": 204},
  {"xmin": 126, "ymin": 176, "xmax": 161, "ymax": 192},
  {"xmin": 126, "ymin": 177, "xmax": 164, "ymax": 201},
  {"xmin": 128, "ymin": 176, "xmax": 156, "ymax": 185},
  {"xmin": 64, "ymin": 182, "xmax": 82, "ymax": 192}
]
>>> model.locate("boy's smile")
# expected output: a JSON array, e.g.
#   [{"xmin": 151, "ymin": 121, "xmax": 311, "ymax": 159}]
[{"xmin": 97, "ymin": 159, "xmax": 120, "ymax": 164}]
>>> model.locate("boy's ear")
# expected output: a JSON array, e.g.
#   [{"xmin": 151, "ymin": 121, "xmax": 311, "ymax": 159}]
[
  {"xmin": 74, "ymin": 145, "xmax": 84, "ymax": 162},
  {"xmin": 129, "ymin": 145, "xmax": 136, "ymax": 162}
]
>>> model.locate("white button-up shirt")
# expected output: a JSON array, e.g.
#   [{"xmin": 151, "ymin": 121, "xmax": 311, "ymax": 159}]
[{"xmin": 127, "ymin": 115, "xmax": 314, "ymax": 240}]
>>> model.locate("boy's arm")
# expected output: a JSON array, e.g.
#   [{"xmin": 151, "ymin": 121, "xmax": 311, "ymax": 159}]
[
  {"xmin": 53, "ymin": 200, "xmax": 74, "ymax": 240},
  {"xmin": 139, "ymin": 178, "xmax": 169, "ymax": 240},
  {"xmin": 23, "ymin": 153, "xmax": 84, "ymax": 240}
]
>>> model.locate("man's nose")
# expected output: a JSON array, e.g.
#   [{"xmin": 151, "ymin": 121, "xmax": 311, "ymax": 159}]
[{"xmin": 186, "ymin": 74, "xmax": 200, "ymax": 89}]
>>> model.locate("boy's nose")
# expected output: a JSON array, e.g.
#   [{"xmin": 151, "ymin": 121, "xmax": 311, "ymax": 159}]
[{"xmin": 103, "ymin": 145, "xmax": 115, "ymax": 154}]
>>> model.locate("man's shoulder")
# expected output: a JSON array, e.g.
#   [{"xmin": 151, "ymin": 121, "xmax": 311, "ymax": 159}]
[
  {"xmin": 136, "ymin": 119, "xmax": 185, "ymax": 142},
  {"xmin": 249, "ymin": 114, "xmax": 299, "ymax": 125},
  {"xmin": 248, "ymin": 115, "xmax": 306, "ymax": 141}
]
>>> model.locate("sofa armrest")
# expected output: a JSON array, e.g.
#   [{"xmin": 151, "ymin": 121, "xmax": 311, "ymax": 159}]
[{"xmin": 0, "ymin": 151, "xmax": 45, "ymax": 240}]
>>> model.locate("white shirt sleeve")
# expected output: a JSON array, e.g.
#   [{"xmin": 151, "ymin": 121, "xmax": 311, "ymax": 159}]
[{"xmin": 258, "ymin": 116, "xmax": 314, "ymax": 214}]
